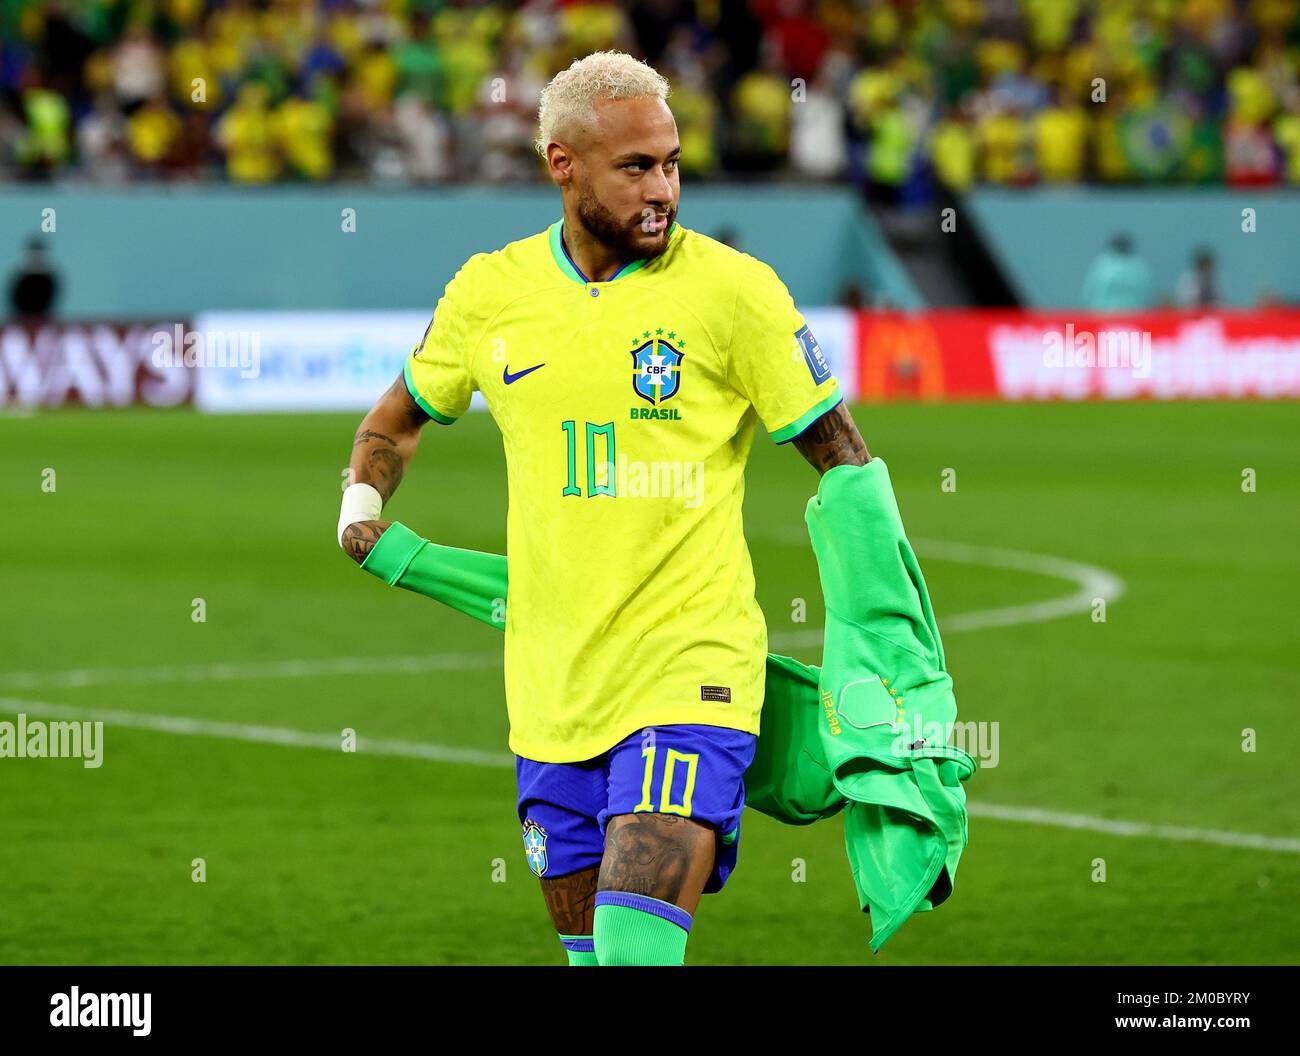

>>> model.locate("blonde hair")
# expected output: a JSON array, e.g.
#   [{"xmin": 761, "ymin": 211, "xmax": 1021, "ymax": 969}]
[{"xmin": 535, "ymin": 51, "xmax": 671, "ymax": 155}]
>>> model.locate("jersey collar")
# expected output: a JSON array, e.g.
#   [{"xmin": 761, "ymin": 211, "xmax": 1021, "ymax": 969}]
[{"xmin": 548, "ymin": 219, "xmax": 678, "ymax": 284}]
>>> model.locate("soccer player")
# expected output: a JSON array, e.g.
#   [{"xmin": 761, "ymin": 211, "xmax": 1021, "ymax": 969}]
[{"xmin": 338, "ymin": 51, "xmax": 871, "ymax": 966}]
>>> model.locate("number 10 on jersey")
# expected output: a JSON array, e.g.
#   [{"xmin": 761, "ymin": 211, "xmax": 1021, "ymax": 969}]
[{"xmin": 562, "ymin": 420, "xmax": 616, "ymax": 497}]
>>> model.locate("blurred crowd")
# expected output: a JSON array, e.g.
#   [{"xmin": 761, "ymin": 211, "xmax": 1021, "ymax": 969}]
[{"xmin": 2, "ymin": 0, "xmax": 1299, "ymax": 193}]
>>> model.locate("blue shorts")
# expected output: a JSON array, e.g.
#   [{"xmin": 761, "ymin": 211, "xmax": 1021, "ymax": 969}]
[{"xmin": 515, "ymin": 724, "xmax": 757, "ymax": 894}]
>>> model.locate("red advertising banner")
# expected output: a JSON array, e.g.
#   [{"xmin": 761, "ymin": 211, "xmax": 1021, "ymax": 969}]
[
  {"xmin": 856, "ymin": 310, "xmax": 1300, "ymax": 401},
  {"xmin": 0, "ymin": 322, "xmax": 195, "ymax": 408}
]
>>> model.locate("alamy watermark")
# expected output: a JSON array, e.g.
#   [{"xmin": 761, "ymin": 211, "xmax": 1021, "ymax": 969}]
[
  {"xmin": 0, "ymin": 713, "xmax": 103, "ymax": 768},
  {"xmin": 50, "ymin": 987, "xmax": 150, "ymax": 1035},
  {"xmin": 151, "ymin": 324, "xmax": 260, "ymax": 379},
  {"xmin": 1043, "ymin": 324, "xmax": 1151, "ymax": 379},
  {"xmin": 589, "ymin": 454, "xmax": 706, "ymax": 508},
  {"xmin": 890, "ymin": 715, "xmax": 1000, "ymax": 769}
]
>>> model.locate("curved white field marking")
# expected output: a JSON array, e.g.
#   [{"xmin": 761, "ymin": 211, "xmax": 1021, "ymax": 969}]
[
  {"xmin": 6, "ymin": 694, "xmax": 1297, "ymax": 855},
  {"xmin": 766, "ymin": 535, "xmax": 1126, "ymax": 651},
  {"xmin": 910, "ymin": 537, "xmax": 1126, "ymax": 632},
  {"xmin": 0, "ymin": 538, "xmax": 1122, "ymax": 690}
]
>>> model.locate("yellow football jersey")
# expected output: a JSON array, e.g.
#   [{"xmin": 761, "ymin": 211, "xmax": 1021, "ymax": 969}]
[{"xmin": 405, "ymin": 220, "xmax": 842, "ymax": 762}]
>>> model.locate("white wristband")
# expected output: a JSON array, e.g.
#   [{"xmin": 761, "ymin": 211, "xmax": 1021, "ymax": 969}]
[{"xmin": 338, "ymin": 482, "xmax": 383, "ymax": 547}]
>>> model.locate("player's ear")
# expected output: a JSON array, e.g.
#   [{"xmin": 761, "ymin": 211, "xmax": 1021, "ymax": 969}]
[{"xmin": 546, "ymin": 142, "xmax": 574, "ymax": 186}]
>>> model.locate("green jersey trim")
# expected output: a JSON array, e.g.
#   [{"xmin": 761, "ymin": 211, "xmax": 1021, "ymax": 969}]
[
  {"xmin": 771, "ymin": 390, "xmax": 844, "ymax": 445},
  {"xmin": 403, "ymin": 358, "xmax": 458, "ymax": 425},
  {"xmin": 548, "ymin": 221, "xmax": 586, "ymax": 283},
  {"xmin": 547, "ymin": 220, "xmax": 679, "ymax": 285}
]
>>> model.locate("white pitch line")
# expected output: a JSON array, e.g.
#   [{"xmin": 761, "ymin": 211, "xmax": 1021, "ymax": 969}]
[
  {"xmin": 0, "ymin": 651, "xmax": 502, "ymax": 691},
  {"xmin": 0, "ymin": 540, "xmax": 1125, "ymax": 691},
  {"xmin": 4, "ymin": 697, "xmax": 513, "ymax": 768},
  {"xmin": 4, "ymin": 696, "xmax": 1296, "ymax": 856},
  {"xmin": 967, "ymin": 802, "xmax": 1300, "ymax": 855},
  {"xmin": 768, "ymin": 536, "xmax": 1125, "ymax": 649}
]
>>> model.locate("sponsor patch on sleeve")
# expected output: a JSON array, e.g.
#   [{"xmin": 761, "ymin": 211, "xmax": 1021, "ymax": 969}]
[{"xmin": 796, "ymin": 324, "xmax": 832, "ymax": 384}]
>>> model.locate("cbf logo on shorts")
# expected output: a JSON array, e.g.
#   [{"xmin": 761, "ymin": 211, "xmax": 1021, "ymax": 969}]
[
  {"xmin": 796, "ymin": 324, "xmax": 832, "ymax": 384},
  {"xmin": 522, "ymin": 818, "xmax": 549, "ymax": 877},
  {"xmin": 629, "ymin": 333, "xmax": 684, "ymax": 405}
]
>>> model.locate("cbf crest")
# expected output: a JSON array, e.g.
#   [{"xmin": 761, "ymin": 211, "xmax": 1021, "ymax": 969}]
[
  {"xmin": 522, "ymin": 818, "xmax": 548, "ymax": 877},
  {"xmin": 629, "ymin": 329, "xmax": 685, "ymax": 405}
]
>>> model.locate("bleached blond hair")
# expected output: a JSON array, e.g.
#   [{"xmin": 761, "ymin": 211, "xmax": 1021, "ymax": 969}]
[{"xmin": 534, "ymin": 51, "xmax": 671, "ymax": 156}]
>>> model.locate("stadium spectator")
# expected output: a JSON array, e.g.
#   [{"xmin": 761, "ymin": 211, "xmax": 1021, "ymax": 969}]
[
  {"xmin": 75, "ymin": 93, "xmax": 129, "ymax": 183},
  {"xmin": 394, "ymin": 93, "xmax": 453, "ymax": 184},
  {"xmin": 661, "ymin": 40, "xmax": 719, "ymax": 179},
  {"xmin": 1175, "ymin": 247, "xmax": 1221, "ymax": 309},
  {"xmin": 126, "ymin": 94, "xmax": 183, "ymax": 175},
  {"xmin": 111, "ymin": 26, "xmax": 166, "ymax": 109},
  {"xmin": 1081, "ymin": 234, "xmax": 1154, "ymax": 312},
  {"xmin": 847, "ymin": 52, "xmax": 920, "ymax": 201},
  {"xmin": 15, "ymin": 78, "xmax": 72, "ymax": 176},
  {"xmin": 929, "ymin": 101, "xmax": 977, "ymax": 191},
  {"xmin": 789, "ymin": 54, "xmax": 849, "ymax": 180},
  {"xmin": 8, "ymin": 237, "xmax": 59, "ymax": 322},
  {"xmin": 274, "ymin": 90, "xmax": 335, "ymax": 181},
  {"xmin": 216, "ymin": 81, "xmax": 279, "ymax": 183},
  {"xmin": 473, "ymin": 35, "xmax": 545, "ymax": 183},
  {"xmin": 1033, "ymin": 87, "xmax": 1087, "ymax": 184},
  {"xmin": 726, "ymin": 36, "xmax": 790, "ymax": 173}
]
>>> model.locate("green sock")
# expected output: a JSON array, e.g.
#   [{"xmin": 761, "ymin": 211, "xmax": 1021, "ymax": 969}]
[
  {"xmin": 593, "ymin": 892, "xmax": 691, "ymax": 966},
  {"xmin": 559, "ymin": 934, "xmax": 598, "ymax": 966}
]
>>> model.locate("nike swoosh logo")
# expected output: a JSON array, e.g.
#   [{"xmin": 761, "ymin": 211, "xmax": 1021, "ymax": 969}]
[{"xmin": 503, "ymin": 363, "xmax": 545, "ymax": 385}]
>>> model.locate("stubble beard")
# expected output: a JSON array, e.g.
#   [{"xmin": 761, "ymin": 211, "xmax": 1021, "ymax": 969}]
[{"xmin": 574, "ymin": 180, "xmax": 675, "ymax": 264}]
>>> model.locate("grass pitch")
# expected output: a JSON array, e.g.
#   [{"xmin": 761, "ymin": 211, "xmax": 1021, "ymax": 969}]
[{"xmin": 1, "ymin": 400, "xmax": 1296, "ymax": 965}]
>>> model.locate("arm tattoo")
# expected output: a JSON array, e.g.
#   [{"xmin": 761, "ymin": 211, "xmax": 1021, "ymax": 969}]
[
  {"xmin": 341, "ymin": 519, "xmax": 389, "ymax": 565},
  {"xmin": 791, "ymin": 401, "xmax": 871, "ymax": 475},
  {"xmin": 540, "ymin": 865, "xmax": 600, "ymax": 935},
  {"xmin": 342, "ymin": 374, "xmax": 429, "ymax": 556},
  {"xmin": 364, "ymin": 446, "xmax": 404, "ymax": 503},
  {"xmin": 387, "ymin": 375, "xmax": 432, "ymax": 429},
  {"xmin": 353, "ymin": 429, "xmax": 397, "ymax": 448}
]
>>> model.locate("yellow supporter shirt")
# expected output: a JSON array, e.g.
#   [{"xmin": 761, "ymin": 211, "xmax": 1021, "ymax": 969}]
[
  {"xmin": 405, "ymin": 221, "xmax": 842, "ymax": 762},
  {"xmin": 1034, "ymin": 105, "xmax": 1086, "ymax": 182}
]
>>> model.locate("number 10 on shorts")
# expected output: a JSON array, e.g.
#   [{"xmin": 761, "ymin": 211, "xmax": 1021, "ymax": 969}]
[{"xmin": 634, "ymin": 745, "xmax": 699, "ymax": 817}]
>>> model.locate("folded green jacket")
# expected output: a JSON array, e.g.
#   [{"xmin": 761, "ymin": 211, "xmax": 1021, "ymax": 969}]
[
  {"xmin": 359, "ymin": 457, "xmax": 973, "ymax": 953},
  {"xmin": 805, "ymin": 459, "xmax": 976, "ymax": 952}
]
